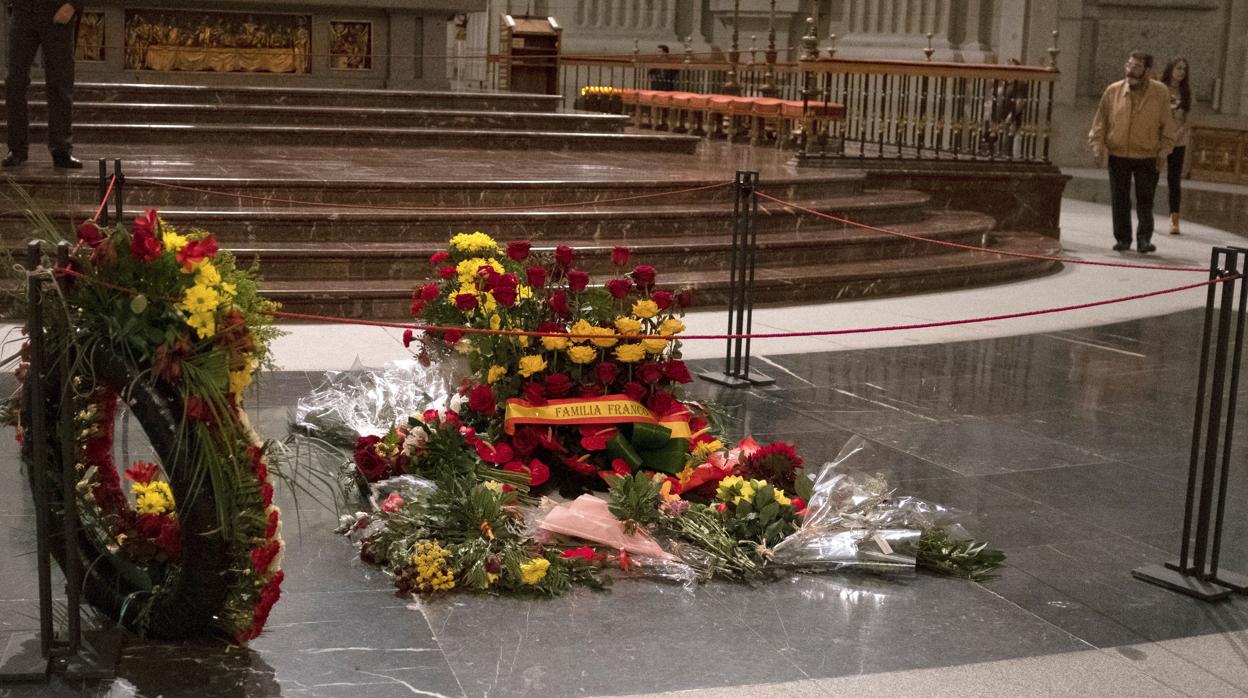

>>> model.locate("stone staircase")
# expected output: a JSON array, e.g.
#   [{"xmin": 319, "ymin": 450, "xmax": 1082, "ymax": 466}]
[{"xmin": 0, "ymin": 83, "xmax": 1062, "ymax": 318}]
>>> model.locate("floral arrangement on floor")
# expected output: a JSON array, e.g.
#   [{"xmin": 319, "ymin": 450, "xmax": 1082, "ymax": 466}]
[
  {"xmin": 5, "ymin": 208, "xmax": 284, "ymax": 642},
  {"xmin": 335, "ymin": 232, "xmax": 1005, "ymax": 597}
]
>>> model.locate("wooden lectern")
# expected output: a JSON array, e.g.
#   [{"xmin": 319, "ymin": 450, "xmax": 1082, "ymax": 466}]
[{"xmin": 498, "ymin": 15, "xmax": 561, "ymax": 95}]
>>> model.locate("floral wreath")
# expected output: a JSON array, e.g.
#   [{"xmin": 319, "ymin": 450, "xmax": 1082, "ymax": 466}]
[{"xmin": 10, "ymin": 209, "xmax": 283, "ymax": 642}]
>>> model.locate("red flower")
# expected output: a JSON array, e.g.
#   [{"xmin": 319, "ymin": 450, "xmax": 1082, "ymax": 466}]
[
  {"xmin": 610, "ymin": 458, "xmax": 632, "ymax": 476},
  {"xmin": 563, "ymin": 455, "xmax": 599, "ymax": 476},
  {"xmin": 506, "ymin": 240, "xmax": 531, "ymax": 261},
  {"xmin": 606, "ymin": 278, "xmax": 633, "ymax": 299},
  {"xmin": 454, "ymin": 293, "xmax": 478, "ymax": 311},
  {"xmin": 419, "ymin": 283, "xmax": 440, "ymax": 301},
  {"xmin": 467, "ymin": 384, "xmax": 497, "ymax": 415},
  {"xmin": 124, "ymin": 461, "xmax": 158, "ymax": 484},
  {"xmin": 622, "ymin": 381, "xmax": 646, "ymax": 402},
  {"xmin": 595, "ymin": 361, "xmax": 620, "ymax": 385},
  {"xmin": 410, "ymin": 299, "xmax": 426, "ymax": 317},
  {"xmin": 443, "ymin": 329, "xmax": 463, "ymax": 345},
  {"xmin": 493, "ymin": 285, "xmax": 517, "ymax": 307},
  {"xmin": 474, "ymin": 439, "xmax": 514, "ymax": 465},
  {"xmin": 353, "ymin": 435, "xmax": 389, "ymax": 482},
  {"xmin": 526, "ymin": 265, "xmax": 547, "ymax": 288},
  {"xmin": 547, "ymin": 291, "xmax": 571, "ymax": 318},
  {"xmin": 380, "ymin": 492, "xmax": 405, "ymax": 513},
  {"xmin": 638, "ymin": 362, "xmax": 664, "ymax": 384},
  {"xmin": 647, "ymin": 390, "xmax": 677, "ymax": 417},
  {"xmin": 438, "ymin": 265, "xmax": 456, "ymax": 279},
  {"xmin": 76, "ymin": 220, "xmax": 103, "ymax": 247},
  {"xmin": 430, "ymin": 251, "xmax": 450, "ymax": 266},
  {"xmin": 131, "ymin": 209, "xmax": 158, "ymax": 239},
  {"xmin": 631, "ymin": 265, "xmax": 657, "ymax": 289},
  {"xmin": 651, "ymin": 290, "xmax": 674, "ymax": 310},
  {"xmin": 510, "ymin": 426, "xmax": 541, "ymax": 456},
  {"xmin": 567, "ymin": 270, "xmax": 590, "ymax": 293},
  {"xmin": 528, "ymin": 458, "xmax": 550, "ymax": 486},
  {"xmin": 543, "ymin": 372, "xmax": 573, "ymax": 398},
  {"xmin": 521, "ymin": 381, "xmax": 547, "ymax": 405},
  {"xmin": 129, "ymin": 217, "xmax": 163, "ymax": 263},
  {"xmin": 676, "ymin": 288, "xmax": 694, "ymax": 308},
  {"xmin": 715, "ymin": 502, "xmax": 728, "ymax": 513},
  {"xmin": 264, "ymin": 509, "xmax": 280, "ymax": 538},
  {"xmin": 176, "ymin": 236, "xmax": 218, "ymax": 271},
  {"xmin": 561, "ymin": 546, "xmax": 597, "ymax": 561},
  {"xmin": 554, "ymin": 245, "xmax": 575, "ymax": 268},
  {"xmin": 579, "ymin": 425, "xmax": 617, "ymax": 451},
  {"xmin": 611, "ymin": 246, "xmax": 631, "ymax": 266},
  {"xmin": 618, "ymin": 548, "xmax": 631, "ymax": 572},
  {"xmin": 400, "ymin": 329, "xmax": 414, "ymax": 348},
  {"xmin": 577, "ymin": 385, "xmax": 600, "ymax": 398},
  {"xmin": 442, "ymin": 410, "xmax": 462, "ymax": 428},
  {"xmin": 422, "ymin": 408, "xmax": 442, "ymax": 424},
  {"xmin": 185, "ymin": 397, "xmax": 217, "ymax": 425},
  {"xmin": 250, "ymin": 541, "xmax": 281, "ymax": 574},
  {"xmin": 664, "ymin": 360, "xmax": 693, "ymax": 384},
  {"xmin": 791, "ymin": 497, "xmax": 807, "ymax": 514},
  {"xmin": 536, "ymin": 427, "xmax": 567, "ymax": 453}
]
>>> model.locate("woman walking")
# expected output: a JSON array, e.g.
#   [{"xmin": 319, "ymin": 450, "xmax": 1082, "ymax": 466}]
[{"xmin": 1161, "ymin": 57, "xmax": 1191, "ymax": 234}]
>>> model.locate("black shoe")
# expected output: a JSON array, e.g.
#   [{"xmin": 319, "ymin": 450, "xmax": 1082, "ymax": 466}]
[
  {"xmin": 1139, "ymin": 242, "xmax": 1156, "ymax": 253},
  {"xmin": 1113, "ymin": 242, "xmax": 1131, "ymax": 251},
  {"xmin": 51, "ymin": 153, "xmax": 82, "ymax": 169},
  {"xmin": 2, "ymin": 151, "xmax": 27, "ymax": 167}
]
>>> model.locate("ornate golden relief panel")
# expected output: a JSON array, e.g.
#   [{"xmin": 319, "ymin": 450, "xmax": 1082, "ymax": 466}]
[
  {"xmin": 75, "ymin": 11, "xmax": 106, "ymax": 62},
  {"xmin": 329, "ymin": 20, "xmax": 372, "ymax": 70},
  {"xmin": 123, "ymin": 9, "xmax": 312, "ymax": 74}
]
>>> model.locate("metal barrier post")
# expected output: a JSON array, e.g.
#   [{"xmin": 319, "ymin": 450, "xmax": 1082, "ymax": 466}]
[
  {"xmin": 1133, "ymin": 246, "xmax": 1248, "ymax": 600},
  {"xmin": 96, "ymin": 160, "xmax": 109, "ymax": 226},
  {"xmin": 113, "ymin": 159, "xmax": 124, "ymax": 223}
]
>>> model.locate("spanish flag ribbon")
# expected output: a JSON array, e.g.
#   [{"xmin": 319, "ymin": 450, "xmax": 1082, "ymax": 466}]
[{"xmin": 504, "ymin": 394, "xmax": 691, "ymax": 438}]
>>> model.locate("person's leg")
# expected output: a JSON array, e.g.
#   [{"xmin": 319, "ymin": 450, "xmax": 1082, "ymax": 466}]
[
  {"xmin": 5, "ymin": 11, "xmax": 42, "ymax": 160},
  {"xmin": 40, "ymin": 17, "xmax": 77, "ymax": 157},
  {"xmin": 1168, "ymin": 146, "xmax": 1186, "ymax": 234},
  {"xmin": 1108, "ymin": 156, "xmax": 1133, "ymax": 248},
  {"xmin": 1135, "ymin": 157, "xmax": 1160, "ymax": 250}
]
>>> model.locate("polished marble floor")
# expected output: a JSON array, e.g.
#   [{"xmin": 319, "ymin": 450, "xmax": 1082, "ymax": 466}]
[{"xmin": 3, "ymin": 308, "xmax": 1248, "ymax": 696}]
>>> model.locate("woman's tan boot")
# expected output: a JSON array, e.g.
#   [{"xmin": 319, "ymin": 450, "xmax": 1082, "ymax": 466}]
[{"xmin": 1170, "ymin": 212, "xmax": 1181, "ymax": 235}]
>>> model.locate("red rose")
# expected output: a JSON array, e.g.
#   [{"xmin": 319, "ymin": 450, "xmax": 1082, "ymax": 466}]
[
  {"xmin": 528, "ymin": 458, "xmax": 550, "ymax": 486},
  {"xmin": 353, "ymin": 435, "xmax": 389, "ymax": 482},
  {"xmin": 423, "ymin": 408, "xmax": 442, "ymax": 424},
  {"xmin": 567, "ymin": 270, "xmax": 590, "ymax": 293},
  {"xmin": 611, "ymin": 246, "xmax": 630, "ymax": 266},
  {"xmin": 622, "ymin": 381, "xmax": 647, "ymax": 402},
  {"xmin": 467, "ymin": 384, "xmax": 497, "ymax": 415},
  {"xmin": 664, "ymin": 360, "xmax": 693, "ymax": 384},
  {"xmin": 676, "ymin": 288, "xmax": 694, "ymax": 308},
  {"xmin": 554, "ymin": 245, "xmax": 575, "ymax": 268},
  {"xmin": 522, "ymin": 381, "xmax": 547, "ymax": 404},
  {"xmin": 129, "ymin": 221, "xmax": 163, "ymax": 263},
  {"xmin": 595, "ymin": 361, "xmax": 620, "ymax": 385},
  {"xmin": 510, "ymin": 426, "xmax": 541, "ymax": 456},
  {"xmin": 561, "ymin": 546, "xmax": 597, "ymax": 561},
  {"xmin": 493, "ymin": 285, "xmax": 517, "ymax": 307},
  {"xmin": 124, "ymin": 461, "xmax": 158, "ymax": 484},
  {"xmin": 176, "ymin": 236, "xmax": 218, "ymax": 271},
  {"xmin": 638, "ymin": 362, "xmax": 664, "ymax": 384},
  {"xmin": 715, "ymin": 502, "xmax": 728, "ymax": 513},
  {"xmin": 547, "ymin": 291, "xmax": 571, "ymax": 318},
  {"xmin": 419, "ymin": 283, "xmax": 440, "ymax": 301},
  {"xmin": 631, "ymin": 265, "xmax": 657, "ymax": 289},
  {"xmin": 506, "ymin": 240, "xmax": 531, "ymax": 261},
  {"xmin": 651, "ymin": 290, "xmax": 674, "ymax": 310},
  {"xmin": 647, "ymin": 390, "xmax": 677, "ymax": 417},
  {"xmin": 442, "ymin": 410, "xmax": 461, "ymax": 428},
  {"xmin": 544, "ymin": 372, "xmax": 573, "ymax": 398},
  {"xmin": 442, "ymin": 329, "xmax": 463, "ymax": 345},
  {"xmin": 430, "ymin": 251, "xmax": 450, "ymax": 265},
  {"xmin": 605, "ymin": 278, "xmax": 633, "ymax": 299},
  {"xmin": 526, "ymin": 265, "xmax": 547, "ymax": 288},
  {"xmin": 380, "ymin": 492, "xmax": 405, "ymax": 513},
  {"xmin": 454, "ymin": 293, "xmax": 478, "ymax": 311},
  {"xmin": 76, "ymin": 220, "xmax": 103, "ymax": 247},
  {"xmin": 577, "ymin": 385, "xmax": 600, "ymax": 398},
  {"xmin": 438, "ymin": 265, "xmax": 456, "ymax": 279}
]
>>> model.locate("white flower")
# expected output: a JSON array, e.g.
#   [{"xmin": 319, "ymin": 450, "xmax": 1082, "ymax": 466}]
[
  {"xmin": 449, "ymin": 393, "xmax": 468, "ymax": 413},
  {"xmin": 402, "ymin": 428, "xmax": 429, "ymax": 456}
]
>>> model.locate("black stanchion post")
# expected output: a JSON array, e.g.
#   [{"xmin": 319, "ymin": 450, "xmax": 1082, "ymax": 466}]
[
  {"xmin": 698, "ymin": 171, "xmax": 773, "ymax": 388},
  {"xmin": 1133, "ymin": 246, "xmax": 1248, "ymax": 600},
  {"xmin": 113, "ymin": 159, "xmax": 124, "ymax": 223},
  {"xmin": 96, "ymin": 160, "xmax": 109, "ymax": 226}
]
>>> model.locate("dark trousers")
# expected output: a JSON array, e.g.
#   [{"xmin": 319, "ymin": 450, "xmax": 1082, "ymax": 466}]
[
  {"xmin": 6, "ymin": 6, "xmax": 76, "ymax": 156},
  {"xmin": 1168, "ymin": 146, "xmax": 1186, "ymax": 214},
  {"xmin": 1108, "ymin": 155, "xmax": 1159, "ymax": 246}
]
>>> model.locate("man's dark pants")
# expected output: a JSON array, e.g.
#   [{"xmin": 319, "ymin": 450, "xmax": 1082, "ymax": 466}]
[
  {"xmin": 1108, "ymin": 155, "xmax": 1159, "ymax": 248},
  {"xmin": 6, "ymin": 4, "xmax": 76, "ymax": 158}
]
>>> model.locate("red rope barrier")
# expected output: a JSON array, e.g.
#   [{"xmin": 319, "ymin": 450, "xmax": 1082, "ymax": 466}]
[
  {"xmin": 755, "ymin": 191, "xmax": 1210, "ymax": 274},
  {"xmin": 129, "ymin": 178, "xmax": 733, "ymax": 213},
  {"xmin": 92, "ymin": 175, "xmax": 117, "ymax": 222}
]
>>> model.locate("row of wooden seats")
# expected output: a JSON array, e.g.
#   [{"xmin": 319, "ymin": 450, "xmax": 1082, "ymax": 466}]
[{"xmin": 619, "ymin": 89, "xmax": 846, "ymax": 149}]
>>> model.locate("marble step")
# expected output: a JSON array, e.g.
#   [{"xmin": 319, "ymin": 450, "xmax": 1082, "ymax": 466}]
[
  {"xmin": 13, "ymin": 81, "xmax": 563, "ymax": 112},
  {"xmin": 10, "ymin": 171, "xmax": 867, "ymax": 209},
  {"xmin": 259, "ymin": 231, "xmax": 1061, "ymax": 318},
  {"xmin": 6, "ymin": 190, "xmax": 929, "ymax": 242},
  {"xmin": 10, "ymin": 101, "xmax": 631, "ymax": 133},
  {"xmin": 224, "ymin": 211, "xmax": 998, "ymax": 282},
  {"xmin": 11, "ymin": 122, "xmax": 700, "ymax": 153}
]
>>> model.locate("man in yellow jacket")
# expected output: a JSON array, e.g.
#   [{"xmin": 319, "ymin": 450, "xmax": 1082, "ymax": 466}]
[{"xmin": 1088, "ymin": 50, "xmax": 1176, "ymax": 253}]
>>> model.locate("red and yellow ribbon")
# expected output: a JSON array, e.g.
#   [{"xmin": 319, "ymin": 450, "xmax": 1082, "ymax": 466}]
[{"xmin": 504, "ymin": 394, "xmax": 691, "ymax": 438}]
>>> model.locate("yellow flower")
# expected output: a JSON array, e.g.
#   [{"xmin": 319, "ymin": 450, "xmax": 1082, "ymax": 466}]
[
  {"xmin": 449, "ymin": 231, "xmax": 500, "ymax": 255},
  {"xmin": 736, "ymin": 481, "xmax": 756, "ymax": 503},
  {"xmin": 219, "ymin": 281, "xmax": 237, "ymax": 298},
  {"xmin": 692, "ymin": 440, "xmax": 723, "ymax": 460},
  {"xmin": 481, "ymin": 292, "xmax": 498, "ymax": 314},
  {"xmin": 162, "ymin": 231, "xmax": 188, "ymax": 254},
  {"xmin": 186, "ymin": 311, "xmax": 215, "ymax": 339},
  {"xmin": 614, "ymin": 317, "xmax": 642, "ymax": 337},
  {"xmin": 659, "ymin": 318, "xmax": 685, "ymax": 336},
  {"xmin": 455, "ymin": 257, "xmax": 504, "ymax": 285},
  {"xmin": 642, "ymin": 337, "xmax": 668, "ymax": 354},
  {"xmin": 483, "ymin": 480, "xmax": 504, "ymax": 493},
  {"xmin": 518, "ymin": 354, "xmax": 548, "ymax": 377},
  {"xmin": 194, "ymin": 262, "xmax": 221, "ymax": 287},
  {"xmin": 490, "ymin": 314, "xmax": 502, "ymax": 331},
  {"xmin": 519, "ymin": 558, "xmax": 550, "ymax": 585},
  {"xmin": 773, "ymin": 489, "xmax": 791, "ymax": 507},
  {"xmin": 541, "ymin": 329, "xmax": 570, "ymax": 351},
  {"xmin": 632, "ymin": 300, "xmax": 660, "ymax": 319},
  {"xmin": 516, "ymin": 334, "xmax": 530, "ymax": 348},
  {"xmin": 716, "ymin": 476, "xmax": 744, "ymax": 502},
  {"xmin": 567, "ymin": 345, "xmax": 597, "ymax": 364},
  {"xmin": 517, "ymin": 285, "xmax": 533, "ymax": 300},
  {"xmin": 132, "ymin": 481, "xmax": 175, "ymax": 515},
  {"xmin": 412, "ymin": 540, "xmax": 456, "ymax": 591},
  {"xmin": 228, "ymin": 368, "xmax": 252, "ymax": 395},
  {"xmin": 589, "ymin": 327, "xmax": 618, "ymax": 348},
  {"xmin": 568, "ymin": 319, "xmax": 595, "ymax": 344},
  {"xmin": 613, "ymin": 343, "xmax": 645, "ymax": 363},
  {"xmin": 486, "ymin": 365, "xmax": 508, "ymax": 384},
  {"xmin": 179, "ymin": 283, "xmax": 220, "ymax": 316}
]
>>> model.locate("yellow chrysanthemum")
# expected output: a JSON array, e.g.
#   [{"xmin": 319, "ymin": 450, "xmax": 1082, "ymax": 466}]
[
  {"xmin": 518, "ymin": 354, "xmax": 548, "ymax": 378},
  {"xmin": 487, "ymin": 365, "xmax": 508, "ymax": 384},
  {"xmin": 642, "ymin": 337, "xmax": 668, "ymax": 354},
  {"xmin": 219, "ymin": 281, "xmax": 237, "ymax": 299},
  {"xmin": 179, "ymin": 283, "xmax": 220, "ymax": 316},
  {"xmin": 632, "ymin": 300, "xmax": 660, "ymax": 319},
  {"xmin": 568, "ymin": 319, "xmax": 595, "ymax": 344},
  {"xmin": 162, "ymin": 231, "xmax": 188, "ymax": 254},
  {"xmin": 613, "ymin": 343, "xmax": 645, "ymax": 364},
  {"xmin": 133, "ymin": 481, "xmax": 175, "ymax": 515},
  {"xmin": 448, "ymin": 231, "xmax": 499, "ymax": 255},
  {"xmin": 195, "ymin": 262, "xmax": 221, "ymax": 287},
  {"xmin": 186, "ymin": 311, "xmax": 215, "ymax": 339},
  {"xmin": 519, "ymin": 558, "xmax": 550, "ymax": 585},
  {"xmin": 455, "ymin": 257, "xmax": 504, "ymax": 285},
  {"xmin": 517, "ymin": 285, "xmax": 533, "ymax": 300},
  {"xmin": 614, "ymin": 317, "xmax": 642, "ymax": 337},
  {"xmin": 659, "ymin": 318, "xmax": 685, "ymax": 336},
  {"xmin": 228, "ymin": 368, "xmax": 252, "ymax": 395},
  {"xmin": 567, "ymin": 345, "xmax": 597, "ymax": 365}
]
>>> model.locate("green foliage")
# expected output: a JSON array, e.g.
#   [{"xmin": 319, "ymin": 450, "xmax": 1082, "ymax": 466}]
[
  {"xmin": 915, "ymin": 528, "xmax": 1006, "ymax": 581},
  {"xmin": 605, "ymin": 471, "xmax": 664, "ymax": 533}
]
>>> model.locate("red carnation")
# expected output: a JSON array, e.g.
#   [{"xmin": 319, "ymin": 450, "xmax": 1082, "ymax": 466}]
[
  {"xmin": 410, "ymin": 299, "xmax": 426, "ymax": 317},
  {"xmin": 611, "ymin": 246, "xmax": 630, "ymax": 266},
  {"xmin": 506, "ymin": 240, "xmax": 531, "ymax": 261},
  {"xmin": 353, "ymin": 435, "xmax": 389, "ymax": 482},
  {"xmin": 554, "ymin": 245, "xmax": 575, "ymax": 268},
  {"xmin": 606, "ymin": 278, "xmax": 632, "ymax": 299},
  {"xmin": 250, "ymin": 541, "xmax": 281, "ymax": 574},
  {"xmin": 547, "ymin": 290, "xmax": 571, "ymax": 318},
  {"xmin": 442, "ymin": 329, "xmax": 463, "ymax": 345},
  {"xmin": 124, "ymin": 461, "xmax": 159, "ymax": 484},
  {"xmin": 176, "ymin": 236, "xmax": 218, "ymax": 271},
  {"xmin": 419, "ymin": 283, "xmax": 440, "ymax": 301},
  {"xmin": 454, "ymin": 293, "xmax": 478, "ymax": 311},
  {"xmin": 595, "ymin": 361, "xmax": 620, "ymax": 385},
  {"xmin": 76, "ymin": 220, "xmax": 104, "ymax": 247},
  {"xmin": 526, "ymin": 265, "xmax": 547, "ymax": 288},
  {"xmin": 638, "ymin": 362, "xmax": 664, "ymax": 384},
  {"xmin": 631, "ymin": 265, "xmax": 657, "ymax": 289},
  {"xmin": 561, "ymin": 546, "xmax": 597, "ymax": 562},
  {"xmin": 467, "ymin": 384, "xmax": 497, "ymax": 415},
  {"xmin": 567, "ymin": 270, "xmax": 590, "ymax": 293},
  {"xmin": 664, "ymin": 360, "xmax": 693, "ymax": 384},
  {"xmin": 430, "ymin": 251, "xmax": 450, "ymax": 265},
  {"xmin": 402, "ymin": 329, "xmax": 415, "ymax": 348},
  {"xmin": 438, "ymin": 265, "xmax": 456, "ymax": 279},
  {"xmin": 264, "ymin": 509, "xmax": 280, "ymax": 538},
  {"xmin": 543, "ymin": 372, "xmax": 573, "ymax": 398},
  {"xmin": 651, "ymin": 290, "xmax": 674, "ymax": 310}
]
